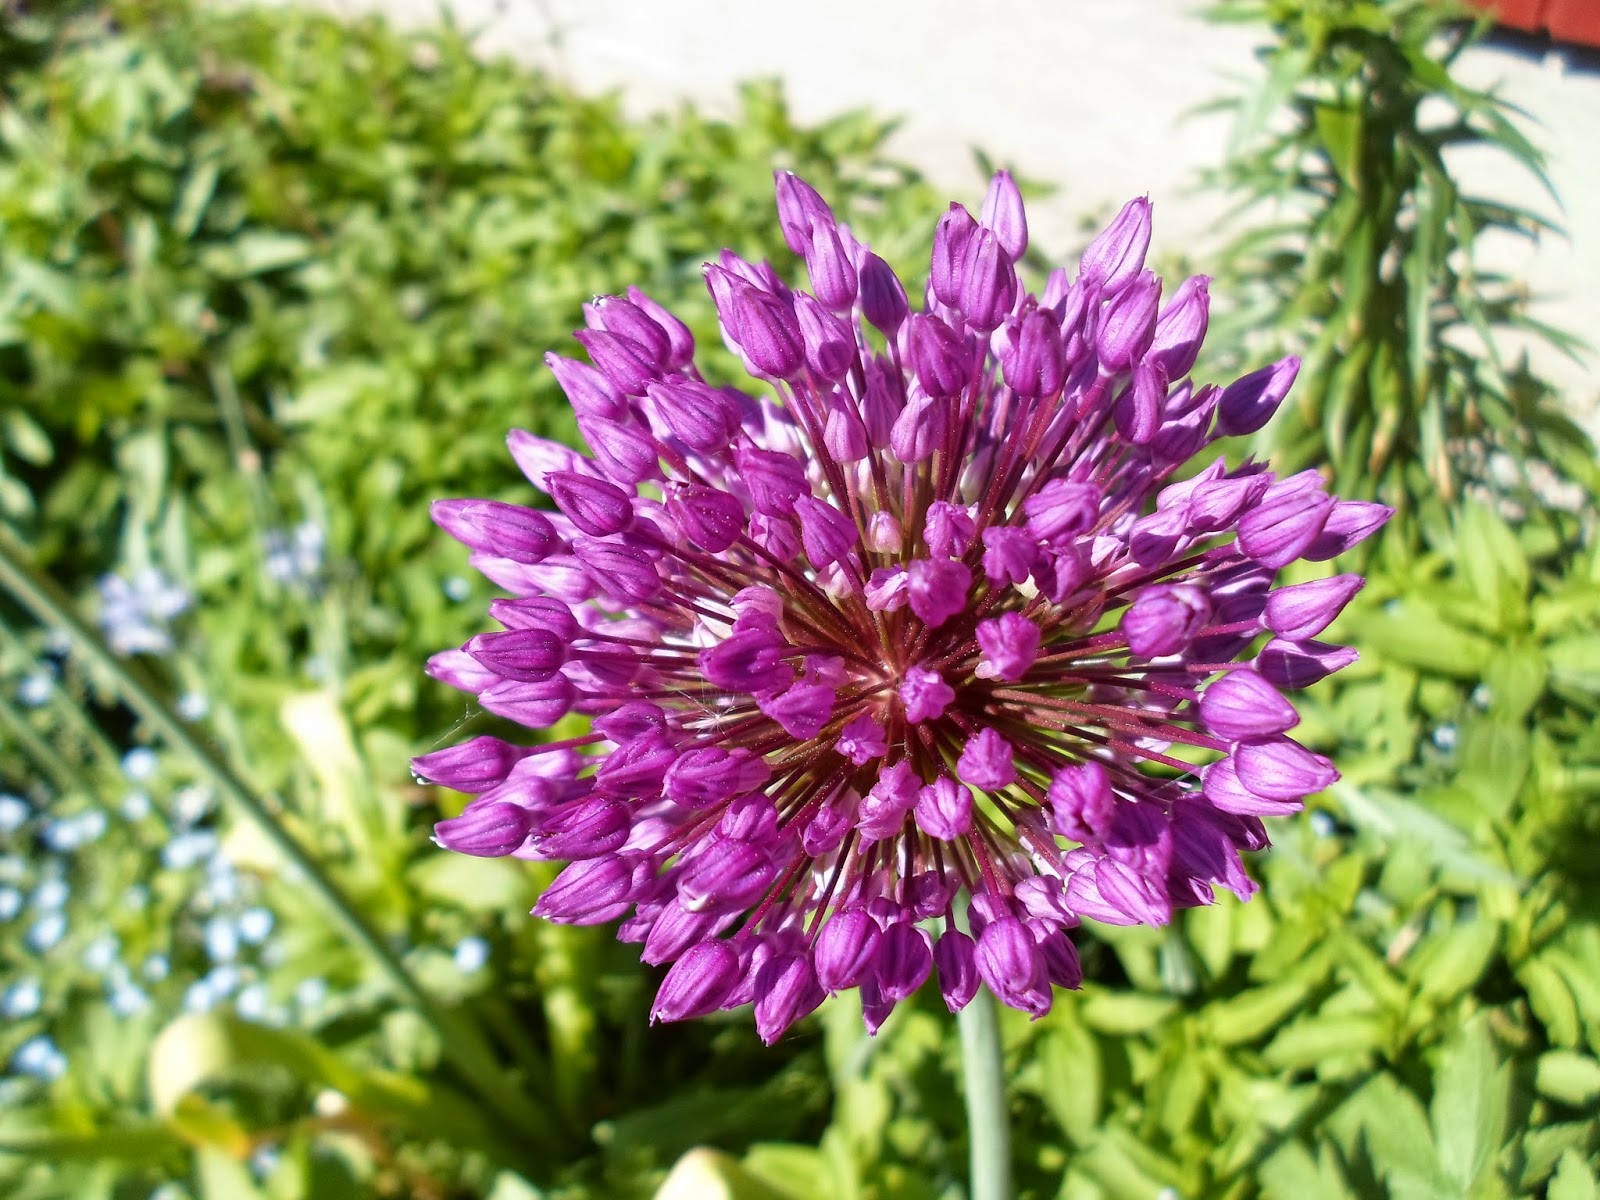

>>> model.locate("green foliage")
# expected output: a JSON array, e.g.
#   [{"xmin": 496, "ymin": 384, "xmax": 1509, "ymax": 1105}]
[{"xmin": 1203, "ymin": 0, "xmax": 1593, "ymax": 529}]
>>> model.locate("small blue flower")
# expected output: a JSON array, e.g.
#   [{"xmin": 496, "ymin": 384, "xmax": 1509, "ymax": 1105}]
[
  {"xmin": 82, "ymin": 934, "xmax": 120, "ymax": 974},
  {"xmin": 142, "ymin": 953, "xmax": 170, "ymax": 982},
  {"xmin": 236, "ymin": 983, "xmax": 270, "ymax": 1021},
  {"xmin": 237, "ymin": 907, "xmax": 275, "ymax": 945},
  {"xmin": 172, "ymin": 784, "xmax": 213, "ymax": 827},
  {"xmin": 1, "ymin": 978, "xmax": 43, "ymax": 1019},
  {"xmin": 11, "ymin": 1035, "xmax": 66, "ymax": 1081},
  {"xmin": 294, "ymin": 977, "xmax": 327, "ymax": 1012},
  {"xmin": 28, "ymin": 912, "xmax": 67, "ymax": 953},
  {"xmin": 205, "ymin": 965, "xmax": 241, "ymax": 998},
  {"xmin": 110, "ymin": 984, "xmax": 150, "ymax": 1017},
  {"xmin": 177, "ymin": 691, "xmax": 210, "ymax": 721},
  {"xmin": 443, "ymin": 576, "xmax": 471, "ymax": 602},
  {"xmin": 0, "ymin": 888, "xmax": 22, "ymax": 921},
  {"xmin": 16, "ymin": 671, "xmax": 51, "ymax": 708},
  {"xmin": 0, "ymin": 795, "xmax": 28, "ymax": 834},
  {"xmin": 204, "ymin": 915, "xmax": 240, "ymax": 963},
  {"xmin": 122, "ymin": 747, "xmax": 159, "ymax": 782},
  {"xmin": 120, "ymin": 792, "xmax": 152, "ymax": 821},
  {"xmin": 453, "ymin": 936, "xmax": 490, "ymax": 974},
  {"xmin": 183, "ymin": 981, "xmax": 216, "ymax": 1014},
  {"xmin": 32, "ymin": 879, "xmax": 69, "ymax": 911}
]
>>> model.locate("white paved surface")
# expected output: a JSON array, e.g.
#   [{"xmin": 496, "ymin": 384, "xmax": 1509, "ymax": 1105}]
[{"xmin": 280, "ymin": 0, "xmax": 1597, "ymax": 407}]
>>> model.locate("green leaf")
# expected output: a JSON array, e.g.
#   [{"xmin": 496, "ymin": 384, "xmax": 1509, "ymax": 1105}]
[
  {"xmin": 1407, "ymin": 920, "xmax": 1499, "ymax": 1005},
  {"xmin": 1535, "ymin": 1051, "xmax": 1600, "ymax": 1108},
  {"xmin": 1549, "ymin": 1151, "xmax": 1600, "ymax": 1200},
  {"xmin": 1430, "ymin": 1019, "xmax": 1508, "ymax": 1195}
]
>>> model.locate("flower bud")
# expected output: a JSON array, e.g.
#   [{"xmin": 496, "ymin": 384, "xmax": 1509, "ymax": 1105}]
[
  {"xmin": 466, "ymin": 628, "xmax": 565, "ymax": 683},
  {"xmin": 651, "ymin": 940, "xmax": 741, "ymax": 1022},
  {"xmin": 666, "ymin": 483, "xmax": 746, "ymax": 553},
  {"xmin": 1047, "ymin": 761, "xmax": 1114, "ymax": 843},
  {"xmin": 908, "ymin": 313, "xmax": 970, "ymax": 397},
  {"xmin": 574, "ymin": 328, "xmax": 658, "ymax": 395},
  {"xmin": 646, "ymin": 379, "xmax": 741, "ymax": 453},
  {"xmin": 955, "ymin": 227, "xmax": 1018, "ymax": 333},
  {"xmin": 664, "ymin": 747, "xmax": 771, "ymax": 809},
  {"xmin": 576, "ymin": 415, "xmax": 658, "ymax": 485},
  {"xmin": 934, "ymin": 928, "xmax": 980, "ymax": 1012},
  {"xmin": 774, "ymin": 171, "xmax": 834, "ymax": 256},
  {"xmin": 804, "ymin": 215, "xmax": 859, "ymax": 312},
  {"xmin": 1237, "ymin": 488, "xmax": 1334, "ymax": 569},
  {"xmin": 545, "ymin": 471, "xmax": 634, "ymax": 537},
  {"xmin": 975, "ymin": 612, "xmax": 1041, "ymax": 681},
  {"xmin": 794, "ymin": 494, "xmax": 859, "ymax": 570},
  {"xmin": 734, "ymin": 445, "xmax": 808, "ymax": 516},
  {"xmin": 1078, "ymin": 196, "xmax": 1152, "ymax": 296},
  {"xmin": 815, "ymin": 908, "xmax": 883, "ymax": 992},
  {"xmin": 794, "ymin": 292, "xmax": 854, "ymax": 380},
  {"xmin": 957, "ymin": 728, "xmax": 1017, "ymax": 792},
  {"xmin": 573, "ymin": 538, "xmax": 660, "ymax": 604},
  {"xmin": 758, "ymin": 682, "xmax": 836, "ymax": 740},
  {"xmin": 545, "ymin": 353, "xmax": 625, "ymax": 419},
  {"xmin": 975, "ymin": 917, "xmax": 1050, "ymax": 1018},
  {"xmin": 858, "ymin": 252, "xmax": 909, "ymax": 336},
  {"xmin": 479, "ymin": 676, "xmax": 574, "ymax": 728},
  {"xmin": 625, "ymin": 286, "xmax": 696, "ymax": 370},
  {"xmin": 1232, "ymin": 736, "xmax": 1338, "ymax": 802},
  {"xmin": 1000, "ymin": 307, "xmax": 1066, "ymax": 398},
  {"xmin": 980, "ymin": 169, "xmax": 1028, "ymax": 260},
  {"xmin": 1255, "ymin": 638, "xmax": 1359, "ymax": 690},
  {"xmin": 930, "ymin": 203, "xmax": 979, "ymax": 309},
  {"xmin": 877, "ymin": 922, "xmax": 934, "ymax": 1002},
  {"xmin": 533, "ymin": 855, "xmax": 637, "ymax": 925},
  {"xmin": 1199, "ymin": 669, "xmax": 1299, "ymax": 741},
  {"xmin": 1024, "ymin": 479, "xmax": 1100, "ymax": 547},
  {"xmin": 1215, "ymin": 355, "xmax": 1299, "ymax": 437},
  {"xmin": 1096, "ymin": 269, "xmax": 1161, "ymax": 372},
  {"xmin": 1121, "ymin": 583, "xmax": 1212, "ymax": 658},
  {"xmin": 1264, "ymin": 574, "xmax": 1364, "ymax": 641},
  {"xmin": 906, "ymin": 558, "xmax": 971, "ymax": 628},
  {"xmin": 915, "ymin": 776, "xmax": 974, "ymax": 839},
  {"xmin": 1148, "ymin": 274, "xmax": 1210, "ymax": 380},
  {"xmin": 1305, "ymin": 500, "xmax": 1393, "ymax": 561},
  {"xmin": 432, "ymin": 499, "xmax": 558, "ymax": 564},
  {"xmin": 1112, "ymin": 359, "xmax": 1167, "ymax": 445},
  {"xmin": 583, "ymin": 295, "xmax": 670, "ymax": 366},
  {"xmin": 753, "ymin": 951, "xmax": 824, "ymax": 1045},
  {"xmin": 434, "ymin": 800, "xmax": 535, "ymax": 857}
]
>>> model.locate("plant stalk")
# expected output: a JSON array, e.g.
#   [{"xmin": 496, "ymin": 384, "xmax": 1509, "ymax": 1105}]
[{"xmin": 956, "ymin": 906, "xmax": 1013, "ymax": 1200}]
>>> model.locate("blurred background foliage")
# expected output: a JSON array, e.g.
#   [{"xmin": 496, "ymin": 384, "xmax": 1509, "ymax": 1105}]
[{"xmin": 0, "ymin": 0, "xmax": 1595, "ymax": 1198}]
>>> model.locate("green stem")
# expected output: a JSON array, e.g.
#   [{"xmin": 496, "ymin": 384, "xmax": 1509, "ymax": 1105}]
[
  {"xmin": 956, "ymin": 904, "xmax": 1013, "ymax": 1200},
  {"xmin": 0, "ymin": 527, "xmax": 566, "ymax": 1165},
  {"xmin": 0, "ymin": 694, "xmax": 77, "ymax": 791}
]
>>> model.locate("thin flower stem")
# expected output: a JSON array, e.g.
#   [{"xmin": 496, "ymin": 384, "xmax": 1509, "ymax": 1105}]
[
  {"xmin": 955, "ymin": 903, "xmax": 1013, "ymax": 1200},
  {"xmin": 0, "ymin": 527, "xmax": 565, "ymax": 1165}
]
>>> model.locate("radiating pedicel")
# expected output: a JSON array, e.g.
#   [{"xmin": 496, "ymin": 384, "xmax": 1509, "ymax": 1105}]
[{"xmin": 415, "ymin": 171, "xmax": 1389, "ymax": 1044}]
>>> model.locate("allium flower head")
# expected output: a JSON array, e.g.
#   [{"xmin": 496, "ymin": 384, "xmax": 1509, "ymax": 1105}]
[{"xmin": 416, "ymin": 171, "xmax": 1388, "ymax": 1043}]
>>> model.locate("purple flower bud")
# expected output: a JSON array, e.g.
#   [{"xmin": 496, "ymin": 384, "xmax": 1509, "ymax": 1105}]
[
  {"xmin": 824, "ymin": 393, "xmax": 870, "ymax": 463},
  {"xmin": 1187, "ymin": 474, "xmax": 1271, "ymax": 532},
  {"xmin": 957, "ymin": 729, "xmax": 1017, "ymax": 792},
  {"xmin": 1096, "ymin": 269, "xmax": 1161, "ymax": 373},
  {"xmin": 678, "ymin": 838, "xmax": 775, "ymax": 914},
  {"xmin": 1112, "ymin": 359, "xmax": 1167, "ymax": 445},
  {"xmin": 1024, "ymin": 480, "xmax": 1101, "ymax": 548},
  {"xmin": 584, "ymin": 296, "xmax": 670, "ymax": 367},
  {"xmin": 956, "ymin": 228, "xmax": 1019, "ymax": 333},
  {"xmin": 412, "ymin": 739, "xmax": 541, "ymax": 795},
  {"xmin": 479, "ymin": 676, "xmax": 574, "ymax": 728},
  {"xmin": 815, "ymin": 908, "xmax": 883, "ymax": 992},
  {"xmin": 750, "ymin": 513, "xmax": 802, "ymax": 562},
  {"xmin": 533, "ymin": 797, "xmax": 631, "ymax": 860},
  {"xmin": 651, "ymin": 940, "xmax": 741, "ymax": 1022},
  {"xmin": 858, "ymin": 253, "xmax": 909, "ymax": 336},
  {"xmin": 576, "ymin": 415, "xmax": 659, "ymax": 485},
  {"xmin": 507, "ymin": 429, "xmax": 590, "ymax": 491},
  {"xmin": 857, "ymin": 760, "xmax": 920, "ymax": 839},
  {"xmin": 426, "ymin": 648, "xmax": 497, "ymax": 694},
  {"xmin": 1215, "ymin": 356, "xmax": 1300, "ymax": 437},
  {"xmin": 862, "ymin": 357, "xmax": 904, "ymax": 448},
  {"xmin": 915, "ymin": 775, "xmax": 974, "ymax": 839},
  {"xmin": 975, "ymin": 612, "xmax": 1041, "ymax": 682},
  {"xmin": 1264, "ymin": 574, "xmax": 1364, "ymax": 642},
  {"xmin": 434, "ymin": 800, "xmax": 535, "ymax": 857},
  {"xmin": 664, "ymin": 747, "xmax": 771, "ymax": 809},
  {"xmin": 1232, "ymin": 736, "xmax": 1337, "ymax": 802},
  {"xmin": 534, "ymin": 855, "xmax": 638, "ymax": 925},
  {"xmin": 700, "ymin": 627, "xmax": 796, "ymax": 694},
  {"xmin": 1048, "ymin": 760, "xmax": 1114, "ymax": 843},
  {"xmin": 1000, "ymin": 308, "xmax": 1066, "ymax": 399},
  {"xmin": 594, "ymin": 702, "xmax": 667, "ymax": 743},
  {"xmin": 545, "ymin": 471, "xmax": 634, "ymax": 537},
  {"xmin": 1033, "ymin": 924, "xmax": 1083, "ymax": 989},
  {"xmin": 1078, "ymin": 196, "xmax": 1152, "ymax": 296},
  {"xmin": 594, "ymin": 730, "xmax": 679, "ymax": 799},
  {"xmin": 908, "ymin": 313, "xmax": 970, "ymax": 397},
  {"xmin": 804, "ymin": 216, "xmax": 859, "ymax": 312},
  {"xmin": 975, "ymin": 917, "xmax": 1050, "ymax": 1018},
  {"xmin": 890, "ymin": 390, "xmax": 948, "ymax": 464},
  {"xmin": 930, "ymin": 203, "xmax": 979, "ymax": 309},
  {"xmin": 1256, "ymin": 638, "xmax": 1359, "ymax": 690},
  {"xmin": 899, "ymin": 666, "xmax": 955, "ymax": 723},
  {"xmin": 794, "ymin": 494, "xmax": 859, "ymax": 570},
  {"xmin": 432, "ymin": 499, "xmax": 558, "ymax": 564},
  {"xmin": 1122, "ymin": 583, "xmax": 1212, "ymax": 658},
  {"xmin": 877, "ymin": 922, "xmax": 934, "ymax": 1002},
  {"xmin": 573, "ymin": 538, "xmax": 660, "ymax": 604},
  {"xmin": 981, "ymin": 527, "xmax": 1039, "ymax": 587},
  {"xmin": 774, "ymin": 171, "xmax": 835, "ymax": 256},
  {"xmin": 906, "ymin": 558, "xmax": 971, "ymax": 628},
  {"xmin": 1147, "ymin": 274, "xmax": 1210, "ymax": 380},
  {"xmin": 802, "ymin": 790, "xmax": 855, "ymax": 855},
  {"xmin": 980, "ymin": 170, "xmax": 1028, "ymax": 260},
  {"xmin": 759, "ymin": 682, "xmax": 835, "ymax": 740},
  {"xmin": 837, "ymin": 713, "xmax": 888, "ymax": 766},
  {"xmin": 717, "ymin": 794, "xmax": 781, "ymax": 843},
  {"xmin": 545, "ymin": 353, "xmax": 625, "ymax": 419},
  {"xmin": 625, "ymin": 286, "xmax": 695, "ymax": 370},
  {"xmin": 1305, "ymin": 500, "xmax": 1393, "ymax": 560},
  {"xmin": 925, "ymin": 502, "xmax": 976, "ymax": 559},
  {"xmin": 1199, "ymin": 669, "xmax": 1299, "ymax": 741},
  {"xmin": 794, "ymin": 293, "xmax": 854, "ymax": 380},
  {"xmin": 721, "ymin": 278, "xmax": 804, "ymax": 379},
  {"xmin": 466, "ymin": 628, "xmax": 565, "ymax": 683},
  {"xmin": 490, "ymin": 597, "xmax": 580, "ymax": 640},
  {"xmin": 934, "ymin": 928, "xmax": 980, "ymax": 1011},
  {"xmin": 754, "ymin": 951, "xmax": 824, "ymax": 1045},
  {"xmin": 1237, "ymin": 488, "xmax": 1334, "ymax": 569},
  {"xmin": 666, "ymin": 483, "xmax": 746, "ymax": 553},
  {"xmin": 646, "ymin": 379, "xmax": 741, "ymax": 454},
  {"xmin": 735, "ymin": 445, "xmax": 808, "ymax": 516},
  {"xmin": 574, "ymin": 328, "xmax": 658, "ymax": 395}
]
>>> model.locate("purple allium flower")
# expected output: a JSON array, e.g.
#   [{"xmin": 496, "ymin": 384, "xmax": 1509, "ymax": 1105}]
[{"xmin": 417, "ymin": 173, "xmax": 1388, "ymax": 1044}]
